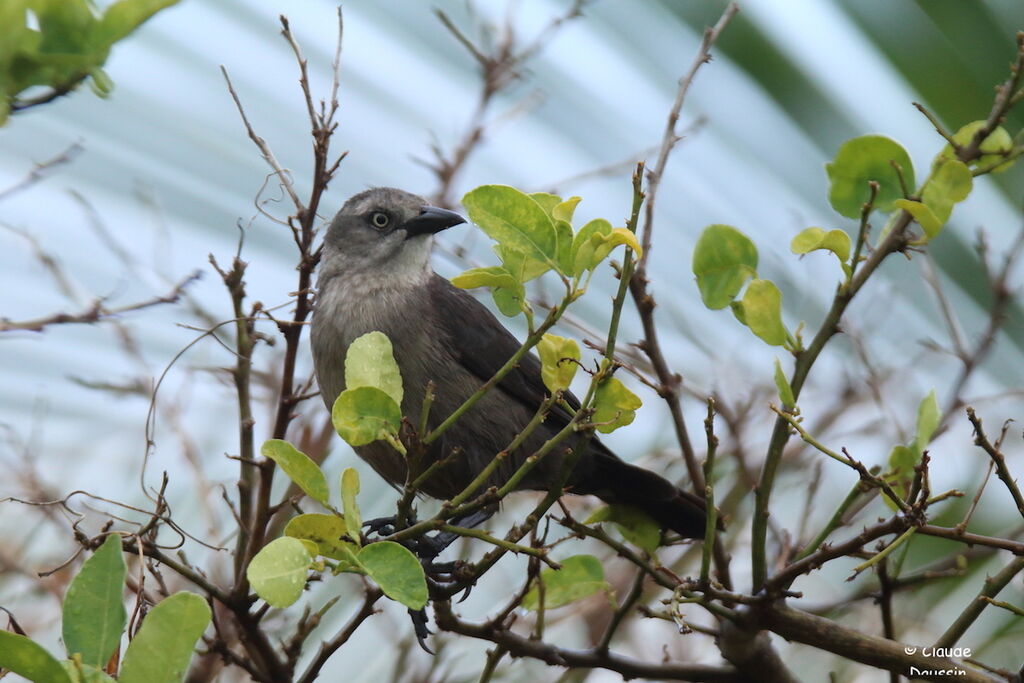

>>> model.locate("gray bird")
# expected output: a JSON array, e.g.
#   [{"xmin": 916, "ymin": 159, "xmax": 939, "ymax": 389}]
[{"xmin": 311, "ymin": 187, "xmax": 707, "ymax": 540}]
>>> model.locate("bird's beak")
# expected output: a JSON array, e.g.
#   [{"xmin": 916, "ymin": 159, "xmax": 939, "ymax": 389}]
[{"xmin": 401, "ymin": 205, "xmax": 466, "ymax": 239}]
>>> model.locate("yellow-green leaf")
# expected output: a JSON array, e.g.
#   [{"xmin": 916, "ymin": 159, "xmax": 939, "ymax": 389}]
[
  {"xmin": 790, "ymin": 227, "xmax": 851, "ymax": 264},
  {"xmin": 554, "ymin": 218, "xmax": 574, "ymax": 275},
  {"xmin": 584, "ymin": 505, "xmax": 661, "ymax": 553},
  {"xmin": 522, "ymin": 555, "xmax": 612, "ymax": 610},
  {"xmin": 692, "ymin": 224, "xmax": 758, "ymax": 309},
  {"xmin": 357, "ymin": 542, "xmax": 428, "ymax": 610},
  {"xmin": 341, "ymin": 468, "xmax": 362, "ymax": 545},
  {"xmin": 774, "ymin": 358, "xmax": 795, "ymax": 409},
  {"xmin": 261, "ymin": 439, "xmax": 330, "ymax": 506},
  {"xmin": 537, "ymin": 333, "xmax": 580, "ymax": 394},
  {"xmin": 284, "ymin": 513, "xmax": 359, "ymax": 563},
  {"xmin": 826, "ymin": 135, "xmax": 915, "ymax": 218},
  {"xmin": 552, "ymin": 196, "xmax": 582, "ymax": 223},
  {"xmin": 451, "ymin": 266, "xmax": 519, "ymax": 291},
  {"xmin": 462, "ymin": 185, "xmax": 558, "ymax": 267},
  {"xmin": 571, "ymin": 218, "xmax": 614, "ymax": 276},
  {"xmin": 491, "ymin": 284, "xmax": 526, "ymax": 317},
  {"xmin": 495, "ymin": 244, "xmax": 548, "ymax": 283},
  {"xmin": 344, "ymin": 331, "xmax": 403, "ymax": 407},
  {"xmin": 739, "ymin": 279, "xmax": 787, "ymax": 346},
  {"xmin": 331, "ymin": 386, "xmax": 402, "ymax": 447},
  {"xmin": 914, "ymin": 390, "xmax": 940, "ymax": 455},
  {"xmin": 894, "ymin": 199, "xmax": 942, "ymax": 239},
  {"xmin": 529, "ymin": 192, "xmax": 562, "ymax": 215},
  {"xmin": 246, "ymin": 537, "xmax": 313, "ymax": 608},
  {"xmin": 941, "ymin": 121, "xmax": 1015, "ymax": 172},
  {"xmin": 922, "ymin": 157, "xmax": 973, "ymax": 225},
  {"xmin": 592, "ymin": 377, "xmax": 642, "ymax": 434}
]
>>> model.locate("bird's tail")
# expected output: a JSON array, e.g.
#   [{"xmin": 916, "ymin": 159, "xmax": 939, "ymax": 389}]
[{"xmin": 573, "ymin": 450, "xmax": 711, "ymax": 539}]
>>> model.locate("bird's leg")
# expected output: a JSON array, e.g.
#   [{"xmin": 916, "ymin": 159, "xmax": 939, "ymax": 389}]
[
  {"xmin": 402, "ymin": 509, "xmax": 498, "ymax": 652},
  {"xmin": 413, "ymin": 508, "xmax": 495, "ymax": 561},
  {"xmin": 363, "ymin": 503, "xmax": 422, "ymax": 539}
]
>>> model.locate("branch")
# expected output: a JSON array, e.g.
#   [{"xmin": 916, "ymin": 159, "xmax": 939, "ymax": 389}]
[
  {"xmin": 434, "ymin": 601, "xmax": 742, "ymax": 682},
  {"xmin": 966, "ymin": 407, "xmax": 1024, "ymax": 520},
  {"xmin": 0, "ymin": 271, "xmax": 201, "ymax": 333},
  {"xmin": 296, "ymin": 588, "xmax": 382, "ymax": 683},
  {"xmin": 220, "ymin": 66, "xmax": 304, "ymax": 213},
  {"xmin": 629, "ymin": 2, "xmax": 739, "ymax": 499},
  {"xmin": 0, "ymin": 143, "xmax": 84, "ymax": 201},
  {"xmin": 933, "ymin": 556, "xmax": 1024, "ymax": 650},
  {"xmin": 754, "ymin": 603, "xmax": 1000, "ymax": 683}
]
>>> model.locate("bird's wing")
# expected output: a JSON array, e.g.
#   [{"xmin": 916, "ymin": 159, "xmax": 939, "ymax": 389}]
[{"xmin": 429, "ymin": 274, "xmax": 581, "ymax": 427}]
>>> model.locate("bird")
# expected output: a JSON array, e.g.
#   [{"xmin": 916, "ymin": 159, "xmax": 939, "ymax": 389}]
[{"xmin": 310, "ymin": 187, "xmax": 708, "ymax": 544}]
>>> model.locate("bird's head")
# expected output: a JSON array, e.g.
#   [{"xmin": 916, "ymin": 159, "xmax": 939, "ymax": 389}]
[{"xmin": 321, "ymin": 187, "xmax": 465, "ymax": 282}]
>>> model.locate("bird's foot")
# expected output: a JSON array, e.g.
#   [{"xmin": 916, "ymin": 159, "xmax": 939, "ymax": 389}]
[
  {"xmin": 362, "ymin": 515, "xmax": 400, "ymax": 538},
  {"xmin": 407, "ymin": 608, "xmax": 434, "ymax": 654}
]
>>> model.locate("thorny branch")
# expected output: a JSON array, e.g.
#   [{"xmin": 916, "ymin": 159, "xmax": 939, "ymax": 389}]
[{"xmin": 5, "ymin": 9, "xmax": 1024, "ymax": 683}]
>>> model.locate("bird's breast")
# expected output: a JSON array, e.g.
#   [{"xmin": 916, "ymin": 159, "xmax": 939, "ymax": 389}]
[{"xmin": 312, "ymin": 275, "xmax": 436, "ymax": 409}]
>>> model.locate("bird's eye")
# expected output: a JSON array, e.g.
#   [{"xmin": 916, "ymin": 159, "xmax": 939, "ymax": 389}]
[{"xmin": 370, "ymin": 212, "xmax": 390, "ymax": 229}]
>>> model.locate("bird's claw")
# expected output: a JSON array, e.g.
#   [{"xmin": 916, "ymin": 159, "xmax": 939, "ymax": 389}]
[
  {"xmin": 363, "ymin": 515, "xmax": 403, "ymax": 538},
  {"xmin": 408, "ymin": 608, "xmax": 434, "ymax": 655}
]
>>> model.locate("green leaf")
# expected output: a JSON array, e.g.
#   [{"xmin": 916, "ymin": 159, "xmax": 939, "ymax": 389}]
[
  {"xmin": 537, "ymin": 333, "xmax": 580, "ymax": 394},
  {"xmin": 571, "ymin": 220, "xmax": 642, "ymax": 277},
  {"xmin": 592, "ymin": 377, "xmax": 642, "ymax": 434},
  {"xmin": 692, "ymin": 224, "xmax": 758, "ymax": 309},
  {"xmin": 922, "ymin": 157, "xmax": 973, "ymax": 225},
  {"xmin": 774, "ymin": 359, "xmax": 795, "ymax": 409},
  {"xmin": 941, "ymin": 121, "xmax": 1015, "ymax": 172},
  {"xmin": 62, "ymin": 534, "xmax": 126, "ymax": 668},
  {"xmin": 63, "ymin": 662, "xmax": 116, "ymax": 683},
  {"xmin": 893, "ymin": 199, "xmax": 942, "ymax": 239},
  {"xmin": 528, "ymin": 192, "xmax": 562, "ymax": 215},
  {"xmin": 33, "ymin": 0, "xmax": 97, "ymax": 54},
  {"xmin": 357, "ymin": 542, "xmax": 428, "ymax": 610},
  {"xmin": 571, "ymin": 218, "xmax": 612, "ymax": 276},
  {"xmin": 914, "ymin": 390, "xmax": 940, "ymax": 455},
  {"xmin": 888, "ymin": 444, "xmax": 918, "ymax": 477},
  {"xmin": 260, "ymin": 439, "xmax": 329, "ymax": 506},
  {"xmin": 118, "ymin": 592, "xmax": 210, "ymax": 683},
  {"xmin": 826, "ymin": 135, "xmax": 915, "ymax": 218},
  {"xmin": 729, "ymin": 300, "xmax": 746, "ymax": 325},
  {"xmin": 738, "ymin": 279, "xmax": 787, "ymax": 346},
  {"xmin": 462, "ymin": 185, "xmax": 558, "ymax": 268},
  {"xmin": 495, "ymin": 244, "xmax": 548, "ymax": 283},
  {"xmin": 94, "ymin": 0, "xmax": 181, "ymax": 47},
  {"xmin": 491, "ymin": 284, "xmax": 526, "ymax": 317},
  {"xmin": 0, "ymin": 632, "xmax": 70, "ymax": 683},
  {"xmin": 790, "ymin": 227, "xmax": 851, "ymax": 264},
  {"xmin": 584, "ymin": 505, "xmax": 661, "ymax": 553},
  {"xmin": 246, "ymin": 537, "xmax": 313, "ymax": 608},
  {"xmin": 331, "ymin": 386, "xmax": 402, "ymax": 447},
  {"xmin": 521, "ymin": 555, "xmax": 612, "ymax": 610},
  {"xmin": 344, "ymin": 331, "xmax": 403, "ymax": 407},
  {"xmin": 554, "ymin": 218, "xmax": 574, "ymax": 275},
  {"xmin": 887, "ymin": 444, "xmax": 919, "ymax": 508},
  {"xmin": 284, "ymin": 513, "xmax": 359, "ymax": 562},
  {"xmin": 341, "ymin": 468, "xmax": 362, "ymax": 545},
  {"xmin": 552, "ymin": 196, "xmax": 581, "ymax": 224},
  {"xmin": 451, "ymin": 266, "xmax": 519, "ymax": 291},
  {"xmin": 88, "ymin": 66, "xmax": 112, "ymax": 97}
]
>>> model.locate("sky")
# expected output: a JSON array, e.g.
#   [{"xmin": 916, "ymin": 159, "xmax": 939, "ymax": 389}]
[{"xmin": 1, "ymin": 1, "xmax": 1022, "ymax": 679}]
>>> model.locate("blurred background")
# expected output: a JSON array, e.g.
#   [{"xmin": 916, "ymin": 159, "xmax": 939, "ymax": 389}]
[{"xmin": 1, "ymin": 1, "xmax": 1023, "ymax": 680}]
